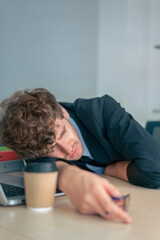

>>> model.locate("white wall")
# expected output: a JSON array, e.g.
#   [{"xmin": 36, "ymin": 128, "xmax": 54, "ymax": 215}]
[
  {"xmin": 97, "ymin": 0, "xmax": 151, "ymax": 126},
  {"xmin": 1, "ymin": 0, "xmax": 160, "ymax": 126},
  {"xmin": 0, "ymin": 0, "xmax": 98, "ymax": 102},
  {"xmin": 148, "ymin": 0, "xmax": 160, "ymax": 121},
  {"xmin": 97, "ymin": 0, "xmax": 160, "ymax": 126}
]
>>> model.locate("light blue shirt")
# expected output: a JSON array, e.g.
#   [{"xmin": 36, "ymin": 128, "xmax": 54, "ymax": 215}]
[{"xmin": 69, "ymin": 117, "xmax": 104, "ymax": 174}]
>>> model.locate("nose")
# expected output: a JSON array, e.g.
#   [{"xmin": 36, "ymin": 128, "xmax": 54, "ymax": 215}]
[{"xmin": 56, "ymin": 139, "xmax": 72, "ymax": 155}]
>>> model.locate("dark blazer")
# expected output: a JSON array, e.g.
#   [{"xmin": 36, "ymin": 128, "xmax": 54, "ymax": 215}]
[{"xmin": 60, "ymin": 95, "xmax": 160, "ymax": 189}]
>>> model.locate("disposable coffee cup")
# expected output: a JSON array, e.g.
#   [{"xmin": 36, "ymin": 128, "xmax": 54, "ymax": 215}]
[{"xmin": 24, "ymin": 160, "xmax": 58, "ymax": 212}]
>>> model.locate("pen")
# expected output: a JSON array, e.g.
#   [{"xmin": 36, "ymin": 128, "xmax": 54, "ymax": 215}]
[
  {"xmin": 111, "ymin": 194, "xmax": 130, "ymax": 211},
  {"xmin": 111, "ymin": 196, "xmax": 122, "ymax": 201}
]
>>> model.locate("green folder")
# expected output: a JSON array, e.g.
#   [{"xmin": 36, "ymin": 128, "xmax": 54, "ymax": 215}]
[{"xmin": 0, "ymin": 146, "xmax": 11, "ymax": 152}]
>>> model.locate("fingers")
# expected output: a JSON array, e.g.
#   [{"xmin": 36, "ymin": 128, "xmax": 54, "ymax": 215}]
[
  {"xmin": 76, "ymin": 182, "xmax": 131, "ymax": 224},
  {"xmin": 102, "ymin": 178, "xmax": 121, "ymax": 198},
  {"xmin": 95, "ymin": 186, "xmax": 132, "ymax": 223},
  {"xmin": 65, "ymin": 169, "xmax": 132, "ymax": 223},
  {"xmin": 101, "ymin": 198, "xmax": 131, "ymax": 223},
  {"xmin": 78, "ymin": 194, "xmax": 131, "ymax": 224}
]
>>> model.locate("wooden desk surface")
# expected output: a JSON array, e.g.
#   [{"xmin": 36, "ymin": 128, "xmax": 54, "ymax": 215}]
[{"xmin": 0, "ymin": 175, "xmax": 160, "ymax": 240}]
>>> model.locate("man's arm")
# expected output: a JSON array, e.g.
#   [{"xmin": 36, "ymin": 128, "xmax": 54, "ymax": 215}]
[
  {"xmin": 72, "ymin": 95, "xmax": 160, "ymax": 188},
  {"xmin": 104, "ymin": 161, "xmax": 130, "ymax": 182},
  {"xmin": 55, "ymin": 161, "xmax": 131, "ymax": 223},
  {"xmin": 101, "ymin": 95, "xmax": 160, "ymax": 188}
]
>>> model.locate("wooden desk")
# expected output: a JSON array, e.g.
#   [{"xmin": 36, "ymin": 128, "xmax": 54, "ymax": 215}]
[{"xmin": 0, "ymin": 175, "xmax": 160, "ymax": 240}]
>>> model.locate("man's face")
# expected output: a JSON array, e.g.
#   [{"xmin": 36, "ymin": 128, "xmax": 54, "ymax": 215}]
[{"xmin": 47, "ymin": 117, "xmax": 84, "ymax": 161}]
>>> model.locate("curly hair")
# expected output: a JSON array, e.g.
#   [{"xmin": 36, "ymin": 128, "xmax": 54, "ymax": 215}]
[{"xmin": 0, "ymin": 88, "xmax": 63, "ymax": 159}]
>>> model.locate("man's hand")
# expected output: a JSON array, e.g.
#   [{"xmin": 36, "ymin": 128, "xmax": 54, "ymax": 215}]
[
  {"xmin": 56, "ymin": 161, "xmax": 131, "ymax": 223},
  {"xmin": 104, "ymin": 161, "xmax": 130, "ymax": 182}
]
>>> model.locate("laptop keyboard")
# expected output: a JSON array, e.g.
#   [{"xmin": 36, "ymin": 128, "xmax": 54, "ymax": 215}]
[{"xmin": 1, "ymin": 183, "xmax": 25, "ymax": 197}]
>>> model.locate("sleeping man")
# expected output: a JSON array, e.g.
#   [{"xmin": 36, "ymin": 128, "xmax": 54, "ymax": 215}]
[{"xmin": 0, "ymin": 88, "xmax": 160, "ymax": 223}]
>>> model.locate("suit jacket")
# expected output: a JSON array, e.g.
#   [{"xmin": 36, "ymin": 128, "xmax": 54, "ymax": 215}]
[{"xmin": 60, "ymin": 95, "xmax": 160, "ymax": 189}]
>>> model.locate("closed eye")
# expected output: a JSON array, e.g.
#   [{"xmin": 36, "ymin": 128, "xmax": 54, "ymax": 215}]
[
  {"xmin": 57, "ymin": 126, "xmax": 66, "ymax": 140},
  {"xmin": 51, "ymin": 126, "xmax": 66, "ymax": 153}
]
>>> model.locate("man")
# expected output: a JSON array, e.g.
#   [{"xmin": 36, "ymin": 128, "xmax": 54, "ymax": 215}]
[{"xmin": 0, "ymin": 88, "xmax": 160, "ymax": 223}]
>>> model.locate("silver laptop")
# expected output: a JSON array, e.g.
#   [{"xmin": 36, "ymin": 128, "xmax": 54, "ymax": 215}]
[
  {"xmin": 0, "ymin": 161, "xmax": 64, "ymax": 206},
  {"xmin": 0, "ymin": 143, "xmax": 64, "ymax": 206},
  {"xmin": 0, "ymin": 172, "xmax": 64, "ymax": 206}
]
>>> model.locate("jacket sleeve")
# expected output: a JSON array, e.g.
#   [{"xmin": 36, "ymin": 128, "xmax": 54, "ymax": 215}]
[{"xmin": 102, "ymin": 95, "xmax": 160, "ymax": 189}]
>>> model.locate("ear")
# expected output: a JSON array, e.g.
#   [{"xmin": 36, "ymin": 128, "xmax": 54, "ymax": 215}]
[{"xmin": 61, "ymin": 106, "xmax": 70, "ymax": 119}]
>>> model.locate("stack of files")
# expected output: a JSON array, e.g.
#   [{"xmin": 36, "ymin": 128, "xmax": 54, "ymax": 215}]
[{"xmin": 0, "ymin": 145, "xmax": 24, "ymax": 173}]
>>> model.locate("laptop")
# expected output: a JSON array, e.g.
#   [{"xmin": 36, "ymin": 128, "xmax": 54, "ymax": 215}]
[
  {"xmin": 0, "ymin": 143, "xmax": 64, "ymax": 206},
  {"xmin": 0, "ymin": 171, "xmax": 64, "ymax": 206}
]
